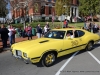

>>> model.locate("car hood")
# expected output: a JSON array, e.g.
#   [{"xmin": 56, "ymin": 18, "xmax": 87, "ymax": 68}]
[{"xmin": 12, "ymin": 38, "xmax": 60, "ymax": 52}]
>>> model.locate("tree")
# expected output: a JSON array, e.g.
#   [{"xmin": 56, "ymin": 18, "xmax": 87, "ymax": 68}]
[
  {"xmin": 79, "ymin": 0, "xmax": 100, "ymax": 16},
  {"xmin": 55, "ymin": 0, "xmax": 71, "ymax": 16},
  {"xmin": 0, "ymin": 0, "xmax": 9, "ymax": 17},
  {"xmin": 55, "ymin": 0, "xmax": 63, "ymax": 16},
  {"xmin": 10, "ymin": 0, "xmax": 34, "ymax": 28}
]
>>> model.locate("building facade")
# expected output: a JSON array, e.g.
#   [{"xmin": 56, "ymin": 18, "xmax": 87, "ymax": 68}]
[{"xmin": 10, "ymin": 0, "xmax": 79, "ymax": 23}]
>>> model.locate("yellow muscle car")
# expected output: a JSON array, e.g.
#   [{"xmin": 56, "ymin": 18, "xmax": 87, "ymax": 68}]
[{"xmin": 11, "ymin": 28, "xmax": 100, "ymax": 67}]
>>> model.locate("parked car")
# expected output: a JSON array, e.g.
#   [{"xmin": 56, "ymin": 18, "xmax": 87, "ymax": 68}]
[{"xmin": 11, "ymin": 28, "xmax": 100, "ymax": 67}]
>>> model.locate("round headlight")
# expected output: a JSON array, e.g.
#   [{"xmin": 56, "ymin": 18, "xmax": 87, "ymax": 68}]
[{"xmin": 23, "ymin": 53, "xmax": 27, "ymax": 58}]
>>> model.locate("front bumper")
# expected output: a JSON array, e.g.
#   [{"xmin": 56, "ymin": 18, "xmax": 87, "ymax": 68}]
[
  {"xmin": 11, "ymin": 50, "xmax": 41, "ymax": 64},
  {"xmin": 12, "ymin": 54, "xmax": 32, "ymax": 64}
]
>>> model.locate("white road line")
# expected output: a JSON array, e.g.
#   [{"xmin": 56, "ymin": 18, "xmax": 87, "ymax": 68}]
[
  {"xmin": 55, "ymin": 51, "xmax": 79, "ymax": 75},
  {"xmin": 88, "ymin": 51, "xmax": 100, "ymax": 64}
]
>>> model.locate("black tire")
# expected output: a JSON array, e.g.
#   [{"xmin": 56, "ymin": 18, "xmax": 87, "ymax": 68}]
[
  {"xmin": 85, "ymin": 42, "xmax": 93, "ymax": 51},
  {"xmin": 41, "ymin": 52, "xmax": 56, "ymax": 67}
]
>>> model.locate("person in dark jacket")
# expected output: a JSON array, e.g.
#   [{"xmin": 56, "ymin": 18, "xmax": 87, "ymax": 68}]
[
  {"xmin": 36, "ymin": 24, "xmax": 42, "ymax": 38},
  {"xmin": 27, "ymin": 24, "xmax": 32, "ymax": 40},
  {"xmin": 0, "ymin": 24, "xmax": 9, "ymax": 49}
]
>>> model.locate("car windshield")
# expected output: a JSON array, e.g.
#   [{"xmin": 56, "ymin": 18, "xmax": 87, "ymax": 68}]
[{"xmin": 44, "ymin": 30, "xmax": 65, "ymax": 39}]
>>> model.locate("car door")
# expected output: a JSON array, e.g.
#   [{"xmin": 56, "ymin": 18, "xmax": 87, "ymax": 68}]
[
  {"xmin": 59, "ymin": 30, "xmax": 83, "ymax": 56},
  {"xmin": 76, "ymin": 30, "xmax": 86, "ymax": 49}
]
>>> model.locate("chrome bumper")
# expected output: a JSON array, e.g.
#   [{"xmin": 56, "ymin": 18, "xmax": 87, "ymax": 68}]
[{"xmin": 12, "ymin": 54, "xmax": 31, "ymax": 64}]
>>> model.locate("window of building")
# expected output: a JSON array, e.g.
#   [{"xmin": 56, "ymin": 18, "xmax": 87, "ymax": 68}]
[
  {"xmin": 40, "ymin": 6, "xmax": 45, "ymax": 14},
  {"xmin": 49, "ymin": 6, "xmax": 52, "ymax": 14}
]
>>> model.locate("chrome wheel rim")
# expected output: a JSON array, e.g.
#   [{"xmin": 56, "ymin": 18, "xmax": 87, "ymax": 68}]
[
  {"xmin": 87, "ymin": 43, "xmax": 93, "ymax": 50},
  {"xmin": 45, "ymin": 53, "xmax": 55, "ymax": 66}
]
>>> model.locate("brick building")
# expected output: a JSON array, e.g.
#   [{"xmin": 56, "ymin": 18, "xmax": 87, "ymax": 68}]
[{"xmin": 10, "ymin": 0, "xmax": 79, "ymax": 23}]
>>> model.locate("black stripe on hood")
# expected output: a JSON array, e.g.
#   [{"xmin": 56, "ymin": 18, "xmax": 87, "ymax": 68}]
[{"xmin": 39, "ymin": 40, "xmax": 49, "ymax": 43}]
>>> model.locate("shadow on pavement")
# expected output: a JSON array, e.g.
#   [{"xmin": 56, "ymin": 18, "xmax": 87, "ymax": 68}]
[
  {"xmin": 0, "ymin": 44, "xmax": 11, "ymax": 53},
  {"xmin": 0, "ymin": 48, "xmax": 3, "ymax": 53}
]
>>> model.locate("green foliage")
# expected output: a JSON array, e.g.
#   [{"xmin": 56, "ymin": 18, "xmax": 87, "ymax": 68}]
[
  {"xmin": 0, "ymin": 0, "xmax": 9, "ymax": 17},
  {"xmin": 63, "ymin": 0, "xmax": 71, "ymax": 16},
  {"xmin": 8, "ymin": 22, "xmax": 85, "ymax": 29},
  {"xmin": 79, "ymin": 0, "xmax": 100, "ymax": 16},
  {"xmin": 55, "ymin": 0, "xmax": 71, "ymax": 16},
  {"xmin": 10, "ymin": 22, "xmax": 47, "ymax": 29},
  {"xmin": 55, "ymin": 0, "xmax": 63, "ymax": 16}
]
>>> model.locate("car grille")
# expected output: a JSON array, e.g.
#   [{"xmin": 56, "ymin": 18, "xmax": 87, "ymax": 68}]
[{"xmin": 15, "ymin": 50, "xmax": 22, "ymax": 56}]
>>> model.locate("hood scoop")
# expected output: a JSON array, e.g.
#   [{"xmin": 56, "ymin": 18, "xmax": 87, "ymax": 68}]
[{"xmin": 39, "ymin": 40, "xmax": 49, "ymax": 43}]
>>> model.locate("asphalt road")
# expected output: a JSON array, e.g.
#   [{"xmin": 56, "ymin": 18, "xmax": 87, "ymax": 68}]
[{"xmin": 0, "ymin": 32, "xmax": 100, "ymax": 75}]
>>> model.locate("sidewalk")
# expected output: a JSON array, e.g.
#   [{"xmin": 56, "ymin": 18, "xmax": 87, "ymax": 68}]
[{"xmin": 0, "ymin": 36, "xmax": 38, "ymax": 53}]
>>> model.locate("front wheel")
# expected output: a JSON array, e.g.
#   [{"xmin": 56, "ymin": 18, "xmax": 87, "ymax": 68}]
[
  {"xmin": 85, "ymin": 42, "xmax": 93, "ymax": 51},
  {"xmin": 41, "ymin": 52, "xmax": 56, "ymax": 67}
]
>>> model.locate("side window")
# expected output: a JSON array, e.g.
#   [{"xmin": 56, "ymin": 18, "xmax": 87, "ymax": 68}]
[
  {"xmin": 74, "ymin": 30, "xmax": 79, "ymax": 38},
  {"xmin": 66, "ymin": 30, "xmax": 73, "ymax": 35},
  {"xmin": 77, "ymin": 30, "xmax": 85, "ymax": 37},
  {"xmin": 56, "ymin": 31, "xmax": 65, "ymax": 39}
]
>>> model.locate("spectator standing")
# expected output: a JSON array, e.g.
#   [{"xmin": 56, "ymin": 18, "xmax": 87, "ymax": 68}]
[
  {"xmin": 63, "ymin": 19, "xmax": 68, "ymax": 28},
  {"xmin": 8, "ymin": 25, "xmax": 15, "ymax": 46},
  {"xmin": 85, "ymin": 21, "xmax": 90, "ymax": 31},
  {"xmin": 83, "ymin": 21, "xmax": 86, "ymax": 29},
  {"xmin": 36, "ymin": 24, "xmax": 42, "ymax": 38},
  {"xmin": 93, "ymin": 23, "xmax": 99, "ymax": 33},
  {"xmin": 0, "ymin": 24, "xmax": 9, "ymax": 49},
  {"xmin": 18, "ymin": 27, "xmax": 23, "ymax": 37},
  {"xmin": 97, "ymin": 24, "xmax": 99, "ymax": 32},
  {"xmin": 12, "ymin": 27, "xmax": 16, "ymax": 43},
  {"xmin": 66, "ymin": 20, "xmax": 68, "ymax": 27},
  {"xmin": 43, "ymin": 25, "xmax": 50, "ymax": 35},
  {"xmin": 46, "ymin": 22, "xmax": 49, "ymax": 28},
  {"xmin": 23, "ymin": 26, "xmax": 28, "ymax": 38},
  {"xmin": 88, "ymin": 22, "xmax": 93, "ymax": 32},
  {"xmin": 27, "ymin": 24, "xmax": 32, "ymax": 40}
]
